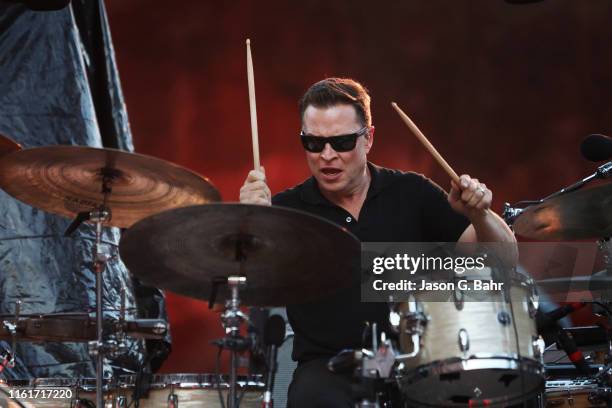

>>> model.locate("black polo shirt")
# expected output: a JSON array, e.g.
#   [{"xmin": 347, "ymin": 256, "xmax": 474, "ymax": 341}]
[{"xmin": 272, "ymin": 162, "xmax": 469, "ymax": 363}]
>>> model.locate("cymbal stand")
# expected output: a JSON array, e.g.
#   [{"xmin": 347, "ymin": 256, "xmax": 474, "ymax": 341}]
[
  {"xmin": 88, "ymin": 207, "xmax": 112, "ymax": 408},
  {"xmin": 79, "ymin": 168, "xmax": 117, "ymax": 408},
  {"xmin": 220, "ymin": 276, "xmax": 248, "ymax": 408}
]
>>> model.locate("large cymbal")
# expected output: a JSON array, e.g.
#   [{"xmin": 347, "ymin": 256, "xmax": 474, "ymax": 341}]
[
  {"xmin": 0, "ymin": 133, "xmax": 22, "ymax": 157},
  {"xmin": 513, "ymin": 183, "xmax": 612, "ymax": 240},
  {"xmin": 0, "ymin": 146, "xmax": 221, "ymax": 227},
  {"xmin": 119, "ymin": 204, "xmax": 361, "ymax": 306}
]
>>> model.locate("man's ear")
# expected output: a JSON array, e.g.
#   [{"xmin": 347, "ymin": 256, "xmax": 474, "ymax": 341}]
[{"xmin": 365, "ymin": 126, "xmax": 375, "ymax": 153}]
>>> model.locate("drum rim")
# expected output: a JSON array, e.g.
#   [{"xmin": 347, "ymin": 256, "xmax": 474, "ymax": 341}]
[{"xmin": 398, "ymin": 356, "xmax": 544, "ymax": 406}]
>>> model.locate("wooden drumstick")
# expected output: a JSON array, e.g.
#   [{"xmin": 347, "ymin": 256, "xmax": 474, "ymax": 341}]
[
  {"xmin": 246, "ymin": 39, "xmax": 261, "ymax": 171},
  {"xmin": 391, "ymin": 102, "xmax": 460, "ymax": 185}
]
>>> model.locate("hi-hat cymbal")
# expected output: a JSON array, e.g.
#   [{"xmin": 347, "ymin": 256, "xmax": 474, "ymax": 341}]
[
  {"xmin": 119, "ymin": 204, "xmax": 360, "ymax": 306},
  {"xmin": 513, "ymin": 183, "xmax": 612, "ymax": 240},
  {"xmin": 0, "ymin": 133, "xmax": 22, "ymax": 158},
  {"xmin": 0, "ymin": 146, "xmax": 221, "ymax": 227}
]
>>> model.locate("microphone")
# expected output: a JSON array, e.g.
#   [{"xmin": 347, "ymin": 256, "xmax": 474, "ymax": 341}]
[
  {"xmin": 581, "ymin": 134, "xmax": 612, "ymax": 162},
  {"xmin": 556, "ymin": 329, "xmax": 590, "ymax": 375},
  {"xmin": 536, "ymin": 302, "xmax": 590, "ymax": 375},
  {"xmin": 536, "ymin": 302, "xmax": 587, "ymax": 331},
  {"xmin": 262, "ymin": 315, "xmax": 286, "ymax": 408}
]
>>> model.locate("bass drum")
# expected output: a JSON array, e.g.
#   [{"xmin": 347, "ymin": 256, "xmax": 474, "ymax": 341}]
[{"xmin": 394, "ymin": 269, "xmax": 545, "ymax": 407}]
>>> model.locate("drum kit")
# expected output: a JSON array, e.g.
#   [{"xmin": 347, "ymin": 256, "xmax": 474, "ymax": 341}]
[{"xmin": 0, "ymin": 129, "xmax": 611, "ymax": 408}]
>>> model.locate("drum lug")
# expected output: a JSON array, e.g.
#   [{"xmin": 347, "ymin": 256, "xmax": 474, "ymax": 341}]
[
  {"xmin": 458, "ymin": 328, "xmax": 470, "ymax": 353},
  {"xmin": 532, "ymin": 335, "xmax": 545, "ymax": 363},
  {"xmin": 114, "ymin": 396, "xmax": 127, "ymax": 407},
  {"xmin": 453, "ymin": 282, "xmax": 464, "ymax": 310},
  {"xmin": 527, "ymin": 279, "xmax": 539, "ymax": 318},
  {"xmin": 396, "ymin": 296, "xmax": 427, "ymax": 360},
  {"xmin": 497, "ymin": 311, "xmax": 511, "ymax": 326},
  {"xmin": 402, "ymin": 299, "xmax": 428, "ymax": 337}
]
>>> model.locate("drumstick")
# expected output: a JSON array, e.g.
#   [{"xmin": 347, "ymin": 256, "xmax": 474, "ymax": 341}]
[
  {"xmin": 391, "ymin": 102, "xmax": 460, "ymax": 185},
  {"xmin": 246, "ymin": 39, "xmax": 261, "ymax": 171}
]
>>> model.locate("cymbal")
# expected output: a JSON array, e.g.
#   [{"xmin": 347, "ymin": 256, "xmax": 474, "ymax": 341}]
[
  {"xmin": 0, "ymin": 146, "xmax": 221, "ymax": 227},
  {"xmin": 0, "ymin": 133, "xmax": 22, "ymax": 157},
  {"xmin": 513, "ymin": 183, "xmax": 612, "ymax": 240},
  {"xmin": 119, "ymin": 204, "xmax": 360, "ymax": 306}
]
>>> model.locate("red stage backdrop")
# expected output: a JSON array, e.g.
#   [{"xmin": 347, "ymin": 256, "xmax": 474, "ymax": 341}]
[{"xmin": 106, "ymin": 0, "xmax": 612, "ymax": 372}]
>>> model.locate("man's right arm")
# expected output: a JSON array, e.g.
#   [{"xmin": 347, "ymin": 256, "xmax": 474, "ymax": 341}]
[{"xmin": 239, "ymin": 168, "xmax": 271, "ymax": 206}]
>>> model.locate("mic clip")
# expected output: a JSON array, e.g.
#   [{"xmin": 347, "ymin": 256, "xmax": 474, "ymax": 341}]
[{"xmin": 596, "ymin": 162, "xmax": 612, "ymax": 179}]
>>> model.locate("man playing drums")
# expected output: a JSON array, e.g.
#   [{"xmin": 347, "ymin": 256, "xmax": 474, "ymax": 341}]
[{"xmin": 240, "ymin": 78, "xmax": 515, "ymax": 407}]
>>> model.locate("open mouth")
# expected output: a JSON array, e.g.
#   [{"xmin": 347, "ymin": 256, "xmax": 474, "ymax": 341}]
[{"xmin": 321, "ymin": 168, "xmax": 342, "ymax": 176}]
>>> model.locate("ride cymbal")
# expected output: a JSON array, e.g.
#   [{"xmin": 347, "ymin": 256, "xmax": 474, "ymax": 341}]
[{"xmin": 120, "ymin": 203, "xmax": 360, "ymax": 306}]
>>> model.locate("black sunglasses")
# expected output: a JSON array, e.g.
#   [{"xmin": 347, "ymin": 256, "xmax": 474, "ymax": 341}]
[{"xmin": 300, "ymin": 127, "xmax": 369, "ymax": 153}]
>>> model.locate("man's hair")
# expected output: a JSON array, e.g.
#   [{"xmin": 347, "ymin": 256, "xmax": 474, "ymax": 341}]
[{"xmin": 299, "ymin": 78, "xmax": 372, "ymax": 127}]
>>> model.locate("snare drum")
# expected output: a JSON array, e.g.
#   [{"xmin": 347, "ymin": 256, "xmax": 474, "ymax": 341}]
[
  {"xmin": 6, "ymin": 374, "xmax": 264, "ymax": 407},
  {"xmin": 394, "ymin": 269, "xmax": 545, "ymax": 407},
  {"xmin": 110, "ymin": 373, "xmax": 265, "ymax": 407}
]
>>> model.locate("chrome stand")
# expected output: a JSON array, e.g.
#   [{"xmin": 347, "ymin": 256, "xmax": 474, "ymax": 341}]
[
  {"xmin": 89, "ymin": 208, "xmax": 111, "ymax": 408},
  {"xmin": 218, "ymin": 276, "xmax": 248, "ymax": 408}
]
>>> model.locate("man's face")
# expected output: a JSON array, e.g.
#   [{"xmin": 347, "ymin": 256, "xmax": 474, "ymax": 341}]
[{"xmin": 302, "ymin": 104, "xmax": 373, "ymax": 195}]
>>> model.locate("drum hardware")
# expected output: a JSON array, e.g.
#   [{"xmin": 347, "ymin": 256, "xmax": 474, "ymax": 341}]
[
  {"xmin": 532, "ymin": 336, "xmax": 546, "ymax": 363},
  {"xmin": 393, "ymin": 296, "xmax": 426, "ymax": 360},
  {"xmin": 328, "ymin": 325, "xmax": 398, "ymax": 408},
  {"xmin": 211, "ymin": 276, "xmax": 250, "ymax": 408},
  {"xmin": 0, "ymin": 345, "xmax": 14, "ymax": 375},
  {"xmin": 1, "ymin": 300, "xmax": 21, "ymax": 371},
  {"xmin": 167, "ymin": 388, "xmax": 178, "ymax": 408},
  {"xmin": 453, "ymin": 277, "xmax": 465, "ymax": 310},
  {"xmin": 458, "ymin": 329, "xmax": 470, "ymax": 353}
]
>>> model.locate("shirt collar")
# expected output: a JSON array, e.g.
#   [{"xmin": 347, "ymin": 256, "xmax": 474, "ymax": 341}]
[{"xmin": 299, "ymin": 162, "xmax": 388, "ymax": 206}]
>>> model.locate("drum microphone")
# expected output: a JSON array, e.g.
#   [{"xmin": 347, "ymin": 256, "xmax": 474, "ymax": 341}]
[
  {"xmin": 536, "ymin": 302, "xmax": 587, "ymax": 330},
  {"xmin": 581, "ymin": 134, "xmax": 612, "ymax": 162},
  {"xmin": 262, "ymin": 314, "xmax": 286, "ymax": 408},
  {"xmin": 536, "ymin": 302, "xmax": 590, "ymax": 374}
]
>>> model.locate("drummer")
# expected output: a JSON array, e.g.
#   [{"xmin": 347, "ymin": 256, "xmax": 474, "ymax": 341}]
[{"xmin": 240, "ymin": 77, "xmax": 516, "ymax": 407}]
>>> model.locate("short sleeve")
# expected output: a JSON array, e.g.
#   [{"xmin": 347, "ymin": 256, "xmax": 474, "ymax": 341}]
[{"xmin": 419, "ymin": 176, "xmax": 470, "ymax": 242}]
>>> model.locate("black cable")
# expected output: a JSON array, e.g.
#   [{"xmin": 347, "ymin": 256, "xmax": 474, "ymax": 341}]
[
  {"xmin": 215, "ymin": 346, "xmax": 226, "ymax": 408},
  {"xmin": 236, "ymin": 351, "xmax": 251, "ymax": 407}
]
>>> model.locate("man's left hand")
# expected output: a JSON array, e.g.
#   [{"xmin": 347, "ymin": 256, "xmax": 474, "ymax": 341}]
[{"xmin": 448, "ymin": 174, "xmax": 492, "ymax": 221}]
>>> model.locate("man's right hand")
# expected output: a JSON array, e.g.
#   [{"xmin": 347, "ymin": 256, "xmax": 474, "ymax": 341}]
[{"xmin": 239, "ymin": 168, "xmax": 271, "ymax": 206}]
